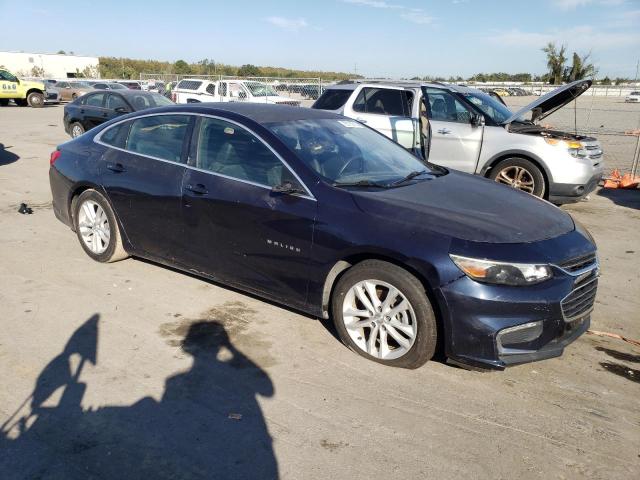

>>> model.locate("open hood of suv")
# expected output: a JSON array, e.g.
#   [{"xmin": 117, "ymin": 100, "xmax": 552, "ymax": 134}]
[{"xmin": 503, "ymin": 79, "xmax": 591, "ymax": 125}]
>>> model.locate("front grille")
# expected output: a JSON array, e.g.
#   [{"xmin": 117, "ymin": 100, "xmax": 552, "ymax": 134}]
[
  {"xmin": 46, "ymin": 93, "xmax": 58, "ymax": 99},
  {"xmin": 561, "ymin": 277, "xmax": 598, "ymax": 321},
  {"xmin": 559, "ymin": 252, "xmax": 597, "ymax": 273}
]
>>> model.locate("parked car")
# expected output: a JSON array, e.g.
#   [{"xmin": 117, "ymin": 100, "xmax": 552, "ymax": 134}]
[
  {"xmin": 312, "ymin": 80, "xmax": 604, "ymax": 204},
  {"xmin": 44, "ymin": 85, "xmax": 62, "ymax": 104},
  {"xmin": 53, "ymin": 80, "xmax": 94, "ymax": 101},
  {"xmin": 625, "ymin": 91, "xmax": 640, "ymax": 103},
  {"xmin": 0, "ymin": 69, "xmax": 46, "ymax": 107},
  {"xmin": 172, "ymin": 78, "xmax": 300, "ymax": 106},
  {"xmin": 63, "ymin": 90, "xmax": 173, "ymax": 138},
  {"xmin": 49, "ymin": 103, "xmax": 599, "ymax": 370},
  {"xmin": 89, "ymin": 82, "xmax": 129, "ymax": 90},
  {"xmin": 117, "ymin": 81, "xmax": 142, "ymax": 90}
]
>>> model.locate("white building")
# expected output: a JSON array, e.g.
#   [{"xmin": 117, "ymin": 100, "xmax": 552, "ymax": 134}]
[{"xmin": 0, "ymin": 51, "xmax": 100, "ymax": 79}]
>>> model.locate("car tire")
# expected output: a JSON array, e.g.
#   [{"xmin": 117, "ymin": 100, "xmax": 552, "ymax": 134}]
[
  {"xmin": 71, "ymin": 93, "xmax": 78, "ymax": 100},
  {"xmin": 331, "ymin": 260, "xmax": 437, "ymax": 369},
  {"xmin": 74, "ymin": 189, "xmax": 128, "ymax": 263},
  {"xmin": 489, "ymin": 157, "xmax": 545, "ymax": 198},
  {"xmin": 27, "ymin": 92, "xmax": 44, "ymax": 108},
  {"xmin": 70, "ymin": 122, "xmax": 85, "ymax": 138}
]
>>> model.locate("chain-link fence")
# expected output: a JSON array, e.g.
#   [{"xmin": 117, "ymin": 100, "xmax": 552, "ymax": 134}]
[
  {"xmin": 139, "ymin": 73, "xmax": 330, "ymax": 106},
  {"xmin": 472, "ymin": 83, "xmax": 639, "ymax": 97}
]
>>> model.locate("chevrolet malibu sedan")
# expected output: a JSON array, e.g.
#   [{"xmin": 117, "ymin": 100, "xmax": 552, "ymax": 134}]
[{"xmin": 49, "ymin": 104, "xmax": 599, "ymax": 370}]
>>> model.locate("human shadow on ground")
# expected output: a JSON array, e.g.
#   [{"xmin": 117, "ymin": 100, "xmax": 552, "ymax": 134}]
[
  {"xmin": 0, "ymin": 314, "xmax": 278, "ymax": 480},
  {"xmin": 0, "ymin": 143, "xmax": 19, "ymax": 166},
  {"xmin": 597, "ymin": 187, "xmax": 640, "ymax": 210}
]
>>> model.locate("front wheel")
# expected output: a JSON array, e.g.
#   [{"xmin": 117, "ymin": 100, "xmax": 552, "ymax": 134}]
[
  {"xmin": 74, "ymin": 190, "xmax": 128, "ymax": 263},
  {"xmin": 331, "ymin": 260, "xmax": 437, "ymax": 369},
  {"xmin": 489, "ymin": 158, "xmax": 545, "ymax": 198},
  {"xmin": 27, "ymin": 92, "xmax": 44, "ymax": 108}
]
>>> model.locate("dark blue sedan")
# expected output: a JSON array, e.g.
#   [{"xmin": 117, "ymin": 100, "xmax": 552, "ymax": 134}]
[{"xmin": 49, "ymin": 103, "xmax": 599, "ymax": 370}]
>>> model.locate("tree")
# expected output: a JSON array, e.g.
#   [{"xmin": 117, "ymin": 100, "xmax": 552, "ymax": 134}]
[
  {"xmin": 237, "ymin": 64, "xmax": 261, "ymax": 77},
  {"xmin": 30, "ymin": 66, "xmax": 45, "ymax": 77},
  {"xmin": 57, "ymin": 50, "xmax": 66, "ymax": 55},
  {"xmin": 173, "ymin": 60, "xmax": 191, "ymax": 75},
  {"xmin": 600, "ymin": 76, "xmax": 612, "ymax": 85},
  {"xmin": 564, "ymin": 52, "xmax": 597, "ymax": 82},
  {"xmin": 542, "ymin": 42, "xmax": 567, "ymax": 85}
]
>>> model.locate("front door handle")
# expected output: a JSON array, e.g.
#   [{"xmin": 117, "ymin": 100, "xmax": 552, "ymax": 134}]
[
  {"xmin": 185, "ymin": 183, "xmax": 208, "ymax": 195},
  {"xmin": 437, "ymin": 128, "xmax": 452, "ymax": 135},
  {"xmin": 106, "ymin": 162, "xmax": 125, "ymax": 173}
]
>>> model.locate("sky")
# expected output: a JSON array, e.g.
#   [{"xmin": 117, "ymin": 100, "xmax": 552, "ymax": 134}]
[{"xmin": 1, "ymin": 0, "xmax": 639, "ymax": 78}]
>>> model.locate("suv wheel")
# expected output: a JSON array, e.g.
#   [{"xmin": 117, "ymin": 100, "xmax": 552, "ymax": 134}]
[
  {"xmin": 70, "ymin": 122, "xmax": 85, "ymax": 138},
  {"xmin": 74, "ymin": 190, "xmax": 128, "ymax": 263},
  {"xmin": 489, "ymin": 157, "xmax": 545, "ymax": 198},
  {"xmin": 27, "ymin": 92, "xmax": 44, "ymax": 108},
  {"xmin": 331, "ymin": 260, "xmax": 437, "ymax": 369}
]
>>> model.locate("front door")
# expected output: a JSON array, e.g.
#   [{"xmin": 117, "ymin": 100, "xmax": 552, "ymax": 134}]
[
  {"xmin": 181, "ymin": 116, "xmax": 317, "ymax": 305},
  {"xmin": 422, "ymin": 87, "xmax": 483, "ymax": 173},
  {"xmin": 0, "ymin": 70, "xmax": 19, "ymax": 100},
  {"xmin": 99, "ymin": 114, "xmax": 193, "ymax": 262}
]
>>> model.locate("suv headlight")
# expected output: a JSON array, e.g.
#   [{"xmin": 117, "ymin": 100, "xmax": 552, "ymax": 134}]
[
  {"xmin": 544, "ymin": 137, "xmax": 587, "ymax": 158},
  {"xmin": 450, "ymin": 254, "xmax": 553, "ymax": 286}
]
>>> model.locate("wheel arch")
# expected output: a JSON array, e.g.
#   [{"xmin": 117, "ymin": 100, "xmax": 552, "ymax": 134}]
[
  {"xmin": 480, "ymin": 151, "xmax": 552, "ymax": 199},
  {"xmin": 26, "ymin": 88, "xmax": 45, "ymax": 97}
]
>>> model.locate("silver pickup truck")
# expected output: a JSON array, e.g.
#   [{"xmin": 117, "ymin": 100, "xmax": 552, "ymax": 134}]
[{"xmin": 312, "ymin": 80, "xmax": 603, "ymax": 204}]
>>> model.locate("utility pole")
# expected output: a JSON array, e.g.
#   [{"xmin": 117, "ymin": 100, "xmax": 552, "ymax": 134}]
[{"xmin": 634, "ymin": 59, "xmax": 639, "ymax": 85}]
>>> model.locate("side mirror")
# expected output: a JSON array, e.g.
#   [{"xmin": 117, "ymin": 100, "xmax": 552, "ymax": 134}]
[
  {"xmin": 271, "ymin": 181, "xmax": 305, "ymax": 196},
  {"xmin": 470, "ymin": 113, "xmax": 485, "ymax": 127},
  {"xmin": 114, "ymin": 106, "xmax": 130, "ymax": 114}
]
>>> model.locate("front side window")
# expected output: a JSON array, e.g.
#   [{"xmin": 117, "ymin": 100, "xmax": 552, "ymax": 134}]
[
  {"xmin": 126, "ymin": 115, "xmax": 191, "ymax": 163},
  {"xmin": 83, "ymin": 93, "xmax": 105, "ymax": 107},
  {"xmin": 0, "ymin": 70, "xmax": 18, "ymax": 82},
  {"xmin": 268, "ymin": 118, "xmax": 437, "ymax": 185},
  {"xmin": 424, "ymin": 88, "xmax": 472, "ymax": 124},
  {"xmin": 463, "ymin": 91, "xmax": 513, "ymax": 124},
  {"xmin": 107, "ymin": 94, "xmax": 129, "ymax": 110},
  {"xmin": 57, "ymin": 81, "xmax": 70, "ymax": 88},
  {"xmin": 196, "ymin": 117, "xmax": 296, "ymax": 188},
  {"xmin": 352, "ymin": 88, "xmax": 411, "ymax": 116}
]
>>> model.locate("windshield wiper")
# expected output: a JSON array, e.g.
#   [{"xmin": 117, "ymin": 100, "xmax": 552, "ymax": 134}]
[
  {"xmin": 332, "ymin": 180, "xmax": 389, "ymax": 188},
  {"xmin": 388, "ymin": 170, "xmax": 431, "ymax": 186}
]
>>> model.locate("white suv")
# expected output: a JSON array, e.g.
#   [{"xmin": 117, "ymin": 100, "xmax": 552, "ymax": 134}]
[
  {"xmin": 312, "ymin": 80, "xmax": 604, "ymax": 204},
  {"xmin": 173, "ymin": 78, "xmax": 300, "ymax": 106}
]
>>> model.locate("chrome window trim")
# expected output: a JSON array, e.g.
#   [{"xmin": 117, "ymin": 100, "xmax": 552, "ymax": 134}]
[{"xmin": 94, "ymin": 111, "xmax": 316, "ymax": 201}]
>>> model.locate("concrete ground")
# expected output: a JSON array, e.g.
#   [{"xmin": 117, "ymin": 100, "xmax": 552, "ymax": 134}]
[{"xmin": 0, "ymin": 105, "xmax": 639, "ymax": 479}]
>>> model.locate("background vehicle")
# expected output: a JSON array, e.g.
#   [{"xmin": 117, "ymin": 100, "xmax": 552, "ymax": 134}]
[
  {"xmin": 63, "ymin": 90, "xmax": 173, "ymax": 138},
  {"xmin": 53, "ymin": 80, "xmax": 94, "ymax": 101},
  {"xmin": 44, "ymin": 85, "xmax": 62, "ymax": 104},
  {"xmin": 49, "ymin": 103, "xmax": 598, "ymax": 370},
  {"xmin": 625, "ymin": 91, "xmax": 640, "ymax": 103},
  {"xmin": 0, "ymin": 69, "xmax": 46, "ymax": 107},
  {"xmin": 312, "ymin": 80, "xmax": 604, "ymax": 204},
  {"xmin": 172, "ymin": 78, "xmax": 300, "ymax": 106},
  {"xmin": 89, "ymin": 82, "xmax": 129, "ymax": 90},
  {"xmin": 117, "ymin": 81, "xmax": 142, "ymax": 90}
]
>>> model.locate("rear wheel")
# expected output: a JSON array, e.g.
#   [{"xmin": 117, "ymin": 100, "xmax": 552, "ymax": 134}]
[
  {"xmin": 489, "ymin": 157, "xmax": 545, "ymax": 198},
  {"xmin": 331, "ymin": 260, "xmax": 437, "ymax": 369},
  {"xmin": 70, "ymin": 122, "xmax": 85, "ymax": 138},
  {"xmin": 74, "ymin": 190, "xmax": 128, "ymax": 263},
  {"xmin": 27, "ymin": 92, "xmax": 44, "ymax": 108}
]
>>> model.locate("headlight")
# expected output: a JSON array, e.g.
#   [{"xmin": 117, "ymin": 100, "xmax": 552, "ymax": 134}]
[
  {"xmin": 544, "ymin": 137, "xmax": 587, "ymax": 158},
  {"xmin": 450, "ymin": 254, "xmax": 553, "ymax": 286}
]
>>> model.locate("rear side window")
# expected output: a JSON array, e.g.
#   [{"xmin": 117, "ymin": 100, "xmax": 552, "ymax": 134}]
[
  {"xmin": 126, "ymin": 115, "xmax": 191, "ymax": 163},
  {"xmin": 312, "ymin": 89, "xmax": 351, "ymax": 110},
  {"xmin": 177, "ymin": 80, "xmax": 202, "ymax": 90},
  {"xmin": 352, "ymin": 88, "xmax": 412, "ymax": 116},
  {"xmin": 83, "ymin": 93, "xmax": 105, "ymax": 107},
  {"xmin": 100, "ymin": 122, "xmax": 131, "ymax": 148},
  {"xmin": 205, "ymin": 83, "xmax": 216, "ymax": 95}
]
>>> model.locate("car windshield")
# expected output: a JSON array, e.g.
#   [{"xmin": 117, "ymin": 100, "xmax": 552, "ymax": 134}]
[
  {"xmin": 109, "ymin": 83, "xmax": 127, "ymax": 90},
  {"xmin": 267, "ymin": 118, "xmax": 438, "ymax": 186},
  {"xmin": 462, "ymin": 91, "xmax": 514, "ymax": 124},
  {"xmin": 244, "ymin": 82, "xmax": 278, "ymax": 97}
]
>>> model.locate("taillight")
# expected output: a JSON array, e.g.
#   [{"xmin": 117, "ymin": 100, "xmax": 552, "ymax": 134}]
[{"xmin": 50, "ymin": 150, "xmax": 61, "ymax": 166}]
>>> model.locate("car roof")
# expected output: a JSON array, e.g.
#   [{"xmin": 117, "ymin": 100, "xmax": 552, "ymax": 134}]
[
  {"xmin": 143, "ymin": 103, "xmax": 343, "ymax": 124},
  {"xmin": 325, "ymin": 80, "xmax": 474, "ymax": 93}
]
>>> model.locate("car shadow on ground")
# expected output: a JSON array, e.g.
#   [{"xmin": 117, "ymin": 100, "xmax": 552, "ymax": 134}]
[
  {"xmin": 597, "ymin": 188, "xmax": 640, "ymax": 209},
  {"xmin": 0, "ymin": 314, "xmax": 279, "ymax": 480},
  {"xmin": 0, "ymin": 144, "xmax": 19, "ymax": 166}
]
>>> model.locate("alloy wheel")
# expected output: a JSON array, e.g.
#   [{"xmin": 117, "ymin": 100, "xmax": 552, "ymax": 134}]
[
  {"xmin": 72, "ymin": 125, "xmax": 83, "ymax": 138},
  {"xmin": 78, "ymin": 200, "xmax": 110, "ymax": 254},
  {"xmin": 342, "ymin": 280, "xmax": 417, "ymax": 360},
  {"xmin": 495, "ymin": 166, "xmax": 535, "ymax": 193}
]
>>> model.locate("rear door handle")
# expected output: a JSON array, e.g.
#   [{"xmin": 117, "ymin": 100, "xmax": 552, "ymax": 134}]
[
  {"xmin": 437, "ymin": 128, "xmax": 452, "ymax": 135},
  {"xmin": 106, "ymin": 162, "xmax": 125, "ymax": 173},
  {"xmin": 185, "ymin": 183, "xmax": 208, "ymax": 195}
]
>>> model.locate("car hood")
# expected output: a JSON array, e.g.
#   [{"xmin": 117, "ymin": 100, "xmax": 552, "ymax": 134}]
[
  {"xmin": 21, "ymin": 79, "xmax": 46, "ymax": 90},
  {"xmin": 503, "ymin": 79, "xmax": 591, "ymax": 125},
  {"xmin": 349, "ymin": 171, "xmax": 575, "ymax": 244}
]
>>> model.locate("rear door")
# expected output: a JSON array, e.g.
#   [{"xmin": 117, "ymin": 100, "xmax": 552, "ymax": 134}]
[
  {"xmin": 80, "ymin": 93, "xmax": 109, "ymax": 129},
  {"xmin": 98, "ymin": 114, "xmax": 194, "ymax": 262},
  {"xmin": 342, "ymin": 86, "xmax": 415, "ymax": 149},
  {"xmin": 180, "ymin": 116, "xmax": 317, "ymax": 305},
  {"xmin": 422, "ymin": 87, "xmax": 483, "ymax": 173}
]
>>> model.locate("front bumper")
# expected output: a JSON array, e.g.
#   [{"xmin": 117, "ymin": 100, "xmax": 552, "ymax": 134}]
[
  {"xmin": 548, "ymin": 171, "xmax": 602, "ymax": 204},
  {"xmin": 437, "ymin": 251, "xmax": 598, "ymax": 370}
]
